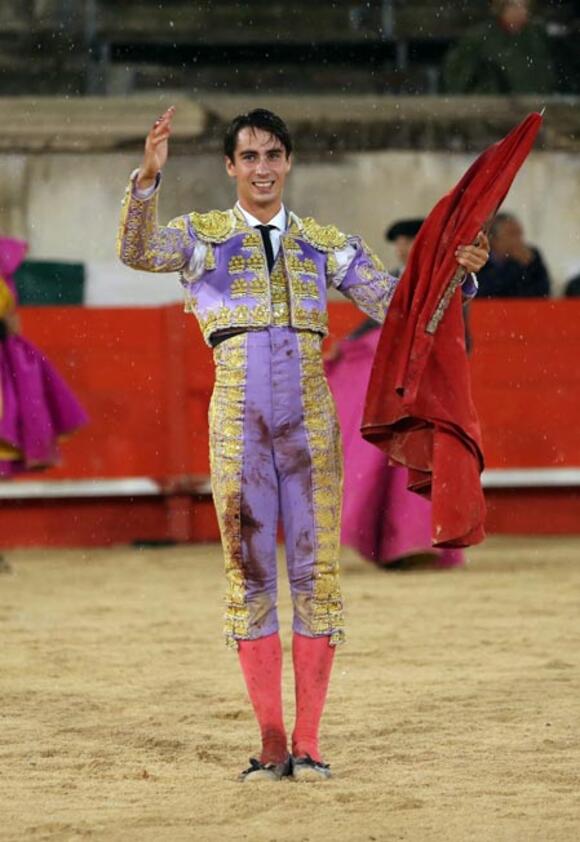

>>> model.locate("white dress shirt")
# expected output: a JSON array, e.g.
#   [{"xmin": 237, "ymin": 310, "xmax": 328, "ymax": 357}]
[
  {"xmin": 235, "ymin": 202, "xmax": 286, "ymax": 260},
  {"xmin": 235, "ymin": 202, "xmax": 356, "ymax": 284}
]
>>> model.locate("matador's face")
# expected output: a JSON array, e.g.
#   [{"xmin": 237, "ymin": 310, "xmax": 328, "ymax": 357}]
[{"xmin": 225, "ymin": 127, "xmax": 292, "ymax": 214}]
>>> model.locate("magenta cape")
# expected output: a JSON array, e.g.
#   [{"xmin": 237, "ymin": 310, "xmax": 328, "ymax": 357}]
[
  {"xmin": 326, "ymin": 328, "xmax": 463, "ymax": 567},
  {"xmin": 362, "ymin": 113, "xmax": 543, "ymax": 548},
  {"xmin": 0, "ymin": 236, "xmax": 88, "ymax": 476}
]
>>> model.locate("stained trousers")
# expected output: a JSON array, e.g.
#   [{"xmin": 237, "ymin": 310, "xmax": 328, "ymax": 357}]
[{"xmin": 208, "ymin": 327, "xmax": 344, "ymax": 647}]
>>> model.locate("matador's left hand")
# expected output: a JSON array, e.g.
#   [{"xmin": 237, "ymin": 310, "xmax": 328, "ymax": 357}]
[{"xmin": 455, "ymin": 231, "xmax": 490, "ymax": 274}]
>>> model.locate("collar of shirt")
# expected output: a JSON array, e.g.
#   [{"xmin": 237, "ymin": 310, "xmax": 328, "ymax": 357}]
[
  {"xmin": 235, "ymin": 202, "xmax": 287, "ymax": 232},
  {"xmin": 235, "ymin": 203, "xmax": 287, "ymax": 261}
]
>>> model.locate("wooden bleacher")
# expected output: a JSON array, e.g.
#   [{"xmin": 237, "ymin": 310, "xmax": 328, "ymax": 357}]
[{"xmin": 0, "ymin": 0, "xmax": 578, "ymax": 95}]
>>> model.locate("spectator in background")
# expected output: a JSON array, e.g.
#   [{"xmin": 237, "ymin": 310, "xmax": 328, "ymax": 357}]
[
  {"xmin": 386, "ymin": 218, "xmax": 424, "ymax": 278},
  {"xmin": 477, "ymin": 212, "xmax": 551, "ymax": 297},
  {"xmin": 443, "ymin": 0, "xmax": 555, "ymax": 95},
  {"xmin": 564, "ymin": 274, "xmax": 580, "ymax": 297}
]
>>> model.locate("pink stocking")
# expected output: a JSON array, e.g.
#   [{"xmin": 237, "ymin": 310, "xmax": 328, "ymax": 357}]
[
  {"xmin": 238, "ymin": 633, "xmax": 288, "ymax": 764},
  {"xmin": 291, "ymin": 632, "xmax": 335, "ymax": 762}
]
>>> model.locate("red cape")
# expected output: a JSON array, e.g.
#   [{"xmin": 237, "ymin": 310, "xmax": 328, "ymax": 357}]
[{"xmin": 361, "ymin": 113, "xmax": 543, "ymax": 548}]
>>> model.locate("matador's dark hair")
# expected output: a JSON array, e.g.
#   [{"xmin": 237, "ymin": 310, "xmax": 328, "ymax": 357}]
[{"xmin": 223, "ymin": 109, "xmax": 293, "ymax": 162}]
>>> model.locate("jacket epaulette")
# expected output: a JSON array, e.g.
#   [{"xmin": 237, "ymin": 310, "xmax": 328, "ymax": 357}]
[
  {"xmin": 188, "ymin": 210, "xmax": 237, "ymax": 243},
  {"xmin": 298, "ymin": 217, "xmax": 349, "ymax": 252}
]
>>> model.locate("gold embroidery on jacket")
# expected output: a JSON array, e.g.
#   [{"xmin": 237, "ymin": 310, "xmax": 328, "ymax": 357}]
[
  {"xmin": 118, "ymin": 196, "xmax": 340, "ymax": 343},
  {"xmin": 343, "ymin": 240, "xmax": 397, "ymax": 324},
  {"xmin": 189, "ymin": 209, "xmax": 236, "ymax": 243},
  {"xmin": 198, "ymin": 304, "xmax": 271, "ymax": 339},
  {"xmin": 291, "ymin": 305, "xmax": 328, "ymax": 334},
  {"xmin": 292, "ymin": 279, "xmax": 320, "ymax": 300},
  {"xmin": 242, "ymin": 232, "xmax": 262, "ymax": 249},
  {"xmin": 282, "ymin": 237, "xmax": 325, "ymax": 316},
  {"xmin": 231, "ymin": 277, "xmax": 268, "ymax": 298},
  {"xmin": 203, "ymin": 244, "xmax": 216, "ymax": 271},
  {"xmin": 270, "ymin": 259, "xmax": 291, "ymax": 325},
  {"xmin": 183, "ymin": 289, "xmax": 198, "ymax": 314},
  {"xmin": 299, "ymin": 217, "xmax": 348, "ymax": 252},
  {"xmin": 117, "ymin": 181, "xmax": 189, "ymax": 272},
  {"xmin": 326, "ymin": 252, "xmax": 339, "ymax": 278},
  {"xmin": 228, "ymin": 254, "xmax": 265, "ymax": 275},
  {"xmin": 286, "ymin": 253, "xmax": 318, "ymax": 277},
  {"xmin": 361, "ymin": 240, "xmax": 386, "ymax": 272}
]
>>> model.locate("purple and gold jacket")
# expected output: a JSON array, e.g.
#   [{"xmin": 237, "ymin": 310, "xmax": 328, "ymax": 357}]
[{"xmin": 117, "ymin": 175, "xmax": 399, "ymax": 346}]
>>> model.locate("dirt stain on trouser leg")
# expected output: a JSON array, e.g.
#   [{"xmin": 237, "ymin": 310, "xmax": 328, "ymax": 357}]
[
  {"xmin": 273, "ymin": 330, "xmax": 345, "ymax": 644},
  {"xmin": 212, "ymin": 329, "xmax": 344, "ymax": 646}
]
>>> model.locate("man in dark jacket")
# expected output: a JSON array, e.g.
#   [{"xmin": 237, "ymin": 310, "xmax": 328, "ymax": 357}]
[
  {"xmin": 444, "ymin": 0, "xmax": 555, "ymax": 95},
  {"xmin": 477, "ymin": 212, "xmax": 551, "ymax": 298}
]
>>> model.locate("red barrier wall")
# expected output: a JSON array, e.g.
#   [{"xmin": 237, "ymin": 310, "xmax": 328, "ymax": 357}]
[{"xmin": 2, "ymin": 299, "xmax": 579, "ymax": 546}]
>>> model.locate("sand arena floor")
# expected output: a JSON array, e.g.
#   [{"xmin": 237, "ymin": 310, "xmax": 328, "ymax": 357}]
[{"xmin": 1, "ymin": 536, "xmax": 579, "ymax": 842}]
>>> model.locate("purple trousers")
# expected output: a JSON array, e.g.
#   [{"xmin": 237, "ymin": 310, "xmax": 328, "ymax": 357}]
[{"xmin": 209, "ymin": 328, "xmax": 344, "ymax": 648}]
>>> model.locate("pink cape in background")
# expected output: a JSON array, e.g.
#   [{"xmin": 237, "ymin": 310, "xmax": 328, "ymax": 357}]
[
  {"xmin": 0, "ymin": 236, "xmax": 88, "ymax": 476},
  {"xmin": 325, "ymin": 327, "xmax": 463, "ymax": 568}
]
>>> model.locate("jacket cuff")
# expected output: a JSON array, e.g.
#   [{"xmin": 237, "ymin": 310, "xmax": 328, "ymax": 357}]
[
  {"xmin": 130, "ymin": 169, "xmax": 161, "ymax": 200},
  {"xmin": 461, "ymin": 272, "xmax": 479, "ymax": 300}
]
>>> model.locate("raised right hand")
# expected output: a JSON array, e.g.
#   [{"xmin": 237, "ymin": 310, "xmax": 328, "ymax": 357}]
[{"xmin": 137, "ymin": 106, "xmax": 175, "ymax": 189}]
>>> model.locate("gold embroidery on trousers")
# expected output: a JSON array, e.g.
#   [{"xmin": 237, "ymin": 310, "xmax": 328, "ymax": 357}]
[
  {"xmin": 296, "ymin": 333, "xmax": 345, "ymax": 645},
  {"xmin": 209, "ymin": 334, "xmax": 250, "ymax": 647}
]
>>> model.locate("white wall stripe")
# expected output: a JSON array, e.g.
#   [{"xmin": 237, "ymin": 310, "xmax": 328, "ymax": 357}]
[{"xmin": 0, "ymin": 470, "xmax": 579, "ymax": 499}]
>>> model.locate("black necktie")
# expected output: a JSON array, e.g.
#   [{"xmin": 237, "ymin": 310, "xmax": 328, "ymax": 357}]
[{"xmin": 255, "ymin": 224, "xmax": 276, "ymax": 273}]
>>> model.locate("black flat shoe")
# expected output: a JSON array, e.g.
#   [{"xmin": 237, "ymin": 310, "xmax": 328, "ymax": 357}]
[
  {"xmin": 291, "ymin": 754, "xmax": 332, "ymax": 781},
  {"xmin": 239, "ymin": 755, "xmax": 292, "ymax": 782}
]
